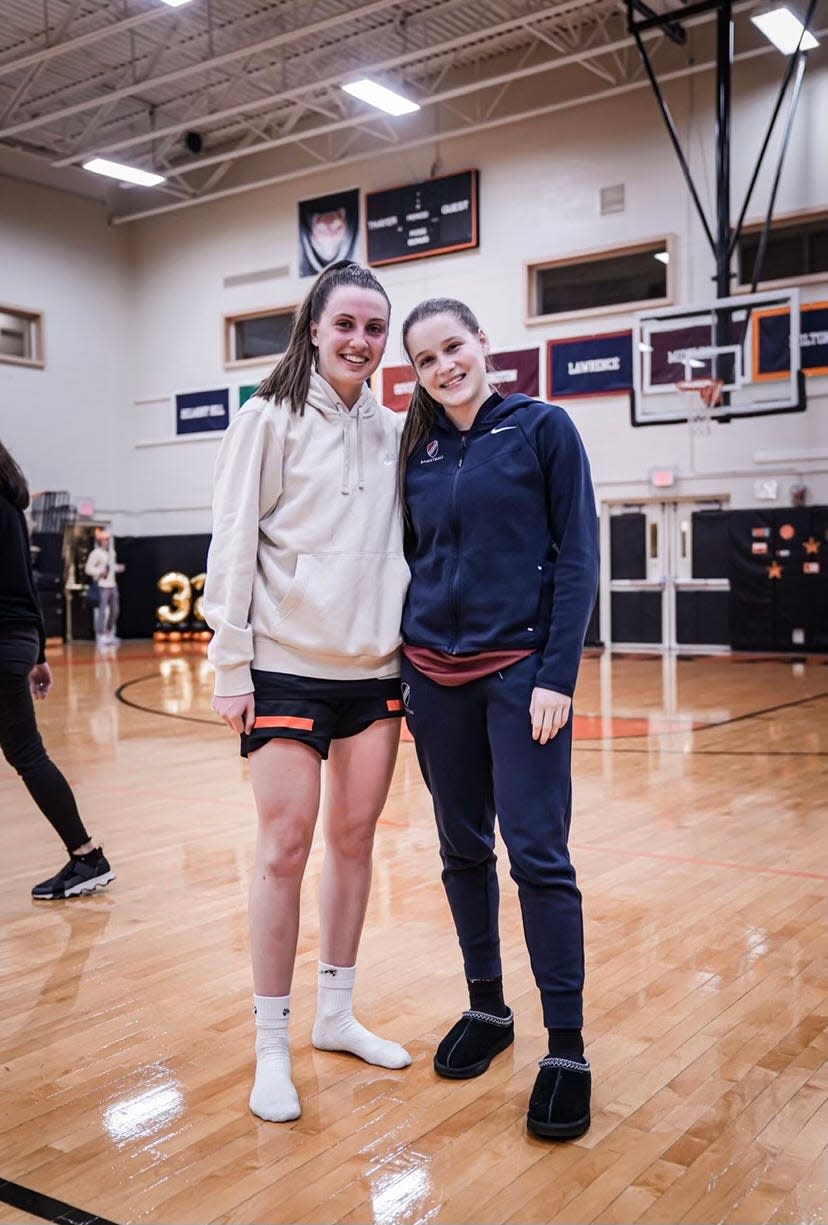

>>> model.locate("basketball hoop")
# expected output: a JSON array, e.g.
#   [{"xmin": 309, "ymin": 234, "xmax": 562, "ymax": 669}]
[{"xmin": 675, "ymin": 377, "xmax": 724, "ymax": 435}]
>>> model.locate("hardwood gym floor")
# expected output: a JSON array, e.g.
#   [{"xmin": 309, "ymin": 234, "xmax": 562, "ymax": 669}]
[{"xmin": 1, "ymin": 643, "xmax": 826, "ymax": 1225}]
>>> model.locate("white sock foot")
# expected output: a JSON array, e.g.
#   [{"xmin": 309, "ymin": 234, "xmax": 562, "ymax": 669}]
[
  {"xmin": 249, "ymin": 994, "xmax": 301, "ymax": 1122},
  {"xmin": 312, "ymin": 963, "xmax": 411, "ymax": 1069}
]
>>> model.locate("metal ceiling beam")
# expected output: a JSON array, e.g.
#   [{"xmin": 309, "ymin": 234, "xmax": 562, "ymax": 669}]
[
  {"xmin": 0, "ymin": 0, "xmax": 404, "ymax": 141},
  {"xmin": 140, "ymin": 0, "xmax": 757, "ymax": 185},
  {"xmin": 0, "ymin": 5, "xmax": 179, "ymax": 80},
  {"xmin": 52, "ymin": 0, "xmax": 599, "ymax": 166},
  {"xmin": 0, "ymin": 0, "xmax": 83, "ymax": 124},
  {"xmin": 112, "ymin": 25, "xmax": 820, "ymax": 225}
]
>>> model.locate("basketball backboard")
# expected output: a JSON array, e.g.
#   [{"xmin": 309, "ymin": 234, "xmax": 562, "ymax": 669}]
[{"xmin": 632, "ymin": 288, "xmax": 806, "ymax": 426}]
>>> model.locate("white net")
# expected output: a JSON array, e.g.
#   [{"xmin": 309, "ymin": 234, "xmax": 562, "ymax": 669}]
[{"xmin": 675, "ymin": 378, "xmax": 723, "ymax": 436}]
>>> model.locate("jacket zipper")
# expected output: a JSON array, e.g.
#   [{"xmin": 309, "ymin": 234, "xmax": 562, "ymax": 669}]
[{"xmin": 448, "ymin": 432, "xmax": 469, "ymax": 651}]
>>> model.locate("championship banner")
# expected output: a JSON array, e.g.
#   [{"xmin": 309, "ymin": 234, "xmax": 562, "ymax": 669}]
[
  {"xmin": 175, "ymin": 388, "xmax": 230, "ymax": 435},
  {"xmin": 753, "ymin": 301, "xmax": 828, "ymax": 382},
  {"xmin": 548, "ymin": 331, "xmax": 633, "ymax": 398},
  {"xmin": 489, "ymin": 348, "xmax": 540, "ymax": 397},
  {"xmin": 381, "ymin": 364, "xmax": 416, "ymax": 413},
  {"xmin": 381, "ymin": 347, "xmax": 539, "ymax": 413}
]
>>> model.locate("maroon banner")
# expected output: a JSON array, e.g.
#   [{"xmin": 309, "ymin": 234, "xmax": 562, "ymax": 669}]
[
  {"xmin": 381, "ymin": 364, "xmax": 416, "ymax": 413},
  {"xmin": 489, "ymin": 347, "xmax": 540, "ymax": 397}
]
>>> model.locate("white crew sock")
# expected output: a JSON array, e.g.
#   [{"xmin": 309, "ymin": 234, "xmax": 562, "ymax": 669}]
[
  {"xmin": 249, "ymin": 994, "xmax": 301, "ymax": 1122},
  {"xmin": 311, "ymin": 962, "xmax": 411, "ymax": 1069}
]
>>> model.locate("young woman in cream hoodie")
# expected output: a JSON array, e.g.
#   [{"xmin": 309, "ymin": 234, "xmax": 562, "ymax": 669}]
[{"xmin": 204, "ymin": 261, "xmax": 410, "ymax": 1123}]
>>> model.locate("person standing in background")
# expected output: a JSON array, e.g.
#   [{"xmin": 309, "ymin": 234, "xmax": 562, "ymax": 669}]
[
  {"xmin": 0, "ymin": 440, "xmax": 115, "ymax": 900},
  {"xmin": 85, "ymin": 527, "xmax": 124, "ymax": 646}
]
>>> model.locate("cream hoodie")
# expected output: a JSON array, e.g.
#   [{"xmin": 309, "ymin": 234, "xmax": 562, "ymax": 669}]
[{"xmin": 203, "ymin": 371, "xmax": 408, "ymax": 696}]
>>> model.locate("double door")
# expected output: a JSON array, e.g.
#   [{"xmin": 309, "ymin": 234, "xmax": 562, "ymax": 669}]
[{"xmin": 599, "ymin": 497, "xmax": 731, "ymax": 651}]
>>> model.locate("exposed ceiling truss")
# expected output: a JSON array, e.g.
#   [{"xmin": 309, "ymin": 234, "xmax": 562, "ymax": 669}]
[{"xmin": 0, "ymin": 0, "xmax": 822, "ymax": 223}]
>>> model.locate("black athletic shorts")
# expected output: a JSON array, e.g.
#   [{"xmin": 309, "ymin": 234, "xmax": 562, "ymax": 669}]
[{"xmin": 240, "ymin": 669, "xmax": 404, "ymax": 760}]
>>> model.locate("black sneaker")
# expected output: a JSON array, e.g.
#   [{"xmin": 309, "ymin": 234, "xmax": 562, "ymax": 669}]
[{"xmin": 32, "ymin": 849, "xmax": 115, "ymax": 900}]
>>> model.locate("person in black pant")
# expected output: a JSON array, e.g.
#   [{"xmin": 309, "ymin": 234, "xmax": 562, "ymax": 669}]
[
  {"xmin": 0, "ymin": 441, "xmax": 115, "ymax": 899},
  {"xmin": 397, "ymin": 299, "xmax": 599, "ymax": 1140}
]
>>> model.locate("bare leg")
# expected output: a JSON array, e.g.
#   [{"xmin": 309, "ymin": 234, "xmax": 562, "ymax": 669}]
[
  {"xmin": 247, "ymin": 737, "xmax": 321, "ymax": 995},
  {"xmin": 247, "ymin": 737, "xmax": 321, "ymax": 1121},
  {"xmin": 312, "ymin": 719, "xmax": 410, "ymax": 1067},
  {"xmin": 318, "ymin": 718, "xmax": 399, "ymax": 965}
]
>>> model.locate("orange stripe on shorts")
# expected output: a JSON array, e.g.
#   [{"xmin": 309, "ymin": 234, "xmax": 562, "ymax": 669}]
[
  {"xmin": 254, "ymin": 715, "xmax": 315, "ymax": 731},
  {"xmin": 386, "ymin": 699, "xmax": 404, "ymax": 712}
]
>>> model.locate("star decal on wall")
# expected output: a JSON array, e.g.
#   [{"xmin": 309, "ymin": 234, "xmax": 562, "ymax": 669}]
[
  {"xmin": 767, "ymin": 561, "xmax": 783, "ymax": 580},
  {"xmin": 803, "ymin": 537, "xmax": 820, "ymax": 555}
]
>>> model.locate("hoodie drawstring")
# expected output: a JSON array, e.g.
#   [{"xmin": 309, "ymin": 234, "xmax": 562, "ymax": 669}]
[
  {"xmin": 356, "ymin": 410, "xmax": 365, "ymax": 491},
  {"xmin": 339, "ymin": 410, "xmax": 365, "ymax": 494},
  {"xmin": 340, "ymin": 415, "xmax": 350, "ymax": 495}
]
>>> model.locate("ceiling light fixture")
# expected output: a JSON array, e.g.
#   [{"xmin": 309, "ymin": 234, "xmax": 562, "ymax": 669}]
[
  {"xmin": 751, "ymin": 7, "xmax": 818, "ymax": 53},
  {"xmin": 342, "ymin": 79, "xmax": 420, "ymax": 116},
  {"xmin": 83, "ymin": 158, "xmax": 166, "ymax": 187},
  {"xmin": 158, "ymin": 0, "xmax": 195, "ymax": 8}
]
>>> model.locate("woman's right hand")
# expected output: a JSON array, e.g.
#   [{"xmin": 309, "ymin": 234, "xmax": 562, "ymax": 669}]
[{"xmin": 211, "ymin": 692, "xmax": 256, "ymax": 734}]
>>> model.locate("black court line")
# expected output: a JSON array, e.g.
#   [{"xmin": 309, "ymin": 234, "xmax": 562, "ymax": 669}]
[
  {"xmin": 115, "ymin": 674, "xmax": 220, "ymax": 726},
  {"xmin": 115, "ymin": 671, "xmax": 828, "ymax": 755},
  {"xmin": 0, "ymin": 1177, "xmax": 119, "ymax": 1225}
]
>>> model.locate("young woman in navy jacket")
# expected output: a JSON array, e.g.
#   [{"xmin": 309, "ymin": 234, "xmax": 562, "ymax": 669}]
[{"xmin": 398, "ymin": 298, "xmax": 599, "ymax": 1140}]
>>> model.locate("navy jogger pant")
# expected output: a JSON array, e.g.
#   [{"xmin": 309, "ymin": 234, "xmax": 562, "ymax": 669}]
[{"xmin": 401, "ymin": 653, "xmax": 584, "ymax": 1028}]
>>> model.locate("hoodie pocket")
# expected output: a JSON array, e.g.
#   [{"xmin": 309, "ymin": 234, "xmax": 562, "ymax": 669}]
[{"xmin": 272, "ymin": 552, "xmax": 409, "ymax": 660}]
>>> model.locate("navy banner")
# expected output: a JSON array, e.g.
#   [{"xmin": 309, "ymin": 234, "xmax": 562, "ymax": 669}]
[
  {"xmin": 754, "ymin": 301, "xmax": 828, "ymax": 381},
  {"xmin": 548, "ymin": 331, "xmax": 632, "ymax": 398},
  {"xmin": 175, "ymin": 388, "xmax": 230, "ymax": 435}
]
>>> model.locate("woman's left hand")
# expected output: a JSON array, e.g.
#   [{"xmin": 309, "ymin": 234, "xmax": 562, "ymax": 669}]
[
  {"xmin": 529, "ymin": 686, "xmax": 571, "ymax": 744},
  {"xmin": 29, "ymin": 663, "xmax": 53, "ymax": 699}
]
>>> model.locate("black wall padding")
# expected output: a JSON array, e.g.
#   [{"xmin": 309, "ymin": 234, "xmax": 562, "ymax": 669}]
[
  {"xmin": 729, "ymin": 507, "xmax": 827, "ymax": 652},
  {"xmin": 691, "ymin": 510, "xmax": 730, "ymax": 579},
  {"xmin": 115, "ymin": 534, "xmax": 211, "ymax": 638},
  {"xmin": 610, "ymin": 512, "xmax": 646, "ymax": 580},
  {"xmin": 676, "ymin": 590, "xmax": 730, "ymax": 645},
  {"xmin": 611, "ymin": 589, "xmax": 661, "ymax": 643}
]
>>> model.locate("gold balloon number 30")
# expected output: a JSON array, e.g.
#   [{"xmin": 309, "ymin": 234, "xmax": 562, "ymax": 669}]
[{"xmin": 157, "ymin": 572, "xmax": 207, "ymax": 625}]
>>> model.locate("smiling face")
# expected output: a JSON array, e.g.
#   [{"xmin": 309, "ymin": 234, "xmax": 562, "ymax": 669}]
[
  {"xmin": 405, "ymin": 312, "xmax": 491, "ymax": 423},
  {"xmin": 310, "ymin": 285, "xmax": 390, "ymax": 406}
]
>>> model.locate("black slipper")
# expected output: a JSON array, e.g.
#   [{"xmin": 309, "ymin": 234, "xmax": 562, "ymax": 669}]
[
  {"xmin": 526, "ymin": 1055, "xmax": 591, "ymax": 1139},
  {"xmin": 433, "ymin": 1009, "xmax": 514, "ymax": 1079}
]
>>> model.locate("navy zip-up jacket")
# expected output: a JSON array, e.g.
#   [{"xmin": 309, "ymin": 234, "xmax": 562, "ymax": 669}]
[{"xmin": 402, "ymin": 392, "xmax": 599, "ymax": 697}]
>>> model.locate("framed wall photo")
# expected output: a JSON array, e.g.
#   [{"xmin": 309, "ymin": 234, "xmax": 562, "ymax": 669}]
[
  {"xmin": 366, "ymin": 170, "xmax": 479, "ymax": 267},
  {"xmin": 298, "ymin": 188, "xmax": 359, "ymax": 278}
]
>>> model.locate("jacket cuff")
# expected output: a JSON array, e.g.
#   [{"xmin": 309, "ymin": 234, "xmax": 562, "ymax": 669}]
[
  {"xmin": 212, "ymin": 661, "xmax": 254, "ymax": 698},
  {"xmin": 533, "ymin": 665, "xmax": 575, "ymax": 698}
]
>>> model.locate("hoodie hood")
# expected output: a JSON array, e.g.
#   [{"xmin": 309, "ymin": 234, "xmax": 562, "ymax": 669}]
[{"xmin": 306, "ymin": 369, "xmax": 379, "ymax": 494}]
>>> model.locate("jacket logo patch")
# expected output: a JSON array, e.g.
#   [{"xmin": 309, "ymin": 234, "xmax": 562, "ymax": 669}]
[
  {"xmin": 427, "ymin": 440, "xmax": 439, "ymax": 458},
  {"xmin": 491, "ymin": 425, "xmax": 517, "ymax": 434}
]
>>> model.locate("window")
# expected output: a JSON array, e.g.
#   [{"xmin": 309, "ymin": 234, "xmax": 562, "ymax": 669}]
[
  {"xmin": 737, "ymin": 210, "xmax": 828, "ymax": 288},
  {"xmin": 526, "ymin": 239, "xmax": 673, "ymax": 324},
  {"xmin": 224, "ymin": 307, "xmax": 296, "ymax": 367},
  {"xmin": 0, "ymin": 305, "xmax": 44, "ymax": 367}
]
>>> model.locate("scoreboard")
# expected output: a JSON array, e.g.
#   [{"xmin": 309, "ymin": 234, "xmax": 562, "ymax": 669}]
[{"xmin": 366, "ymin": 170, "xmax": 479, "ymax": 266}]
